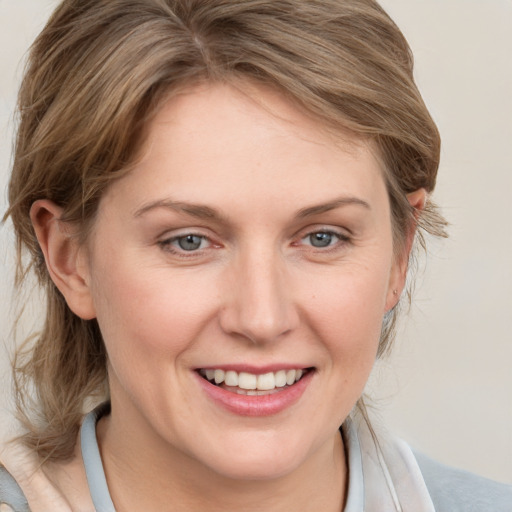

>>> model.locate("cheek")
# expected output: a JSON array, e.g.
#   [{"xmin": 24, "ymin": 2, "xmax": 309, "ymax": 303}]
[
  {"xmin": 89, "ymin": 257, "xmax": 218, "ymax": 367},
  {"xmin": 302, "ymin": 259, "xmax": 390, "ymax": 366},
  {"xmin": 291, "ymin": 263, "xmax": 388, "ymax": 430},
  {"xmin": 309, "ymin": 260, "xmax": 390, "ymax": 327}
]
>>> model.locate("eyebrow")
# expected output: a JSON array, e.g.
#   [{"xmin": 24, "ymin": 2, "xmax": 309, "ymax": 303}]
[
  {"xmin": 133, "ymin": 196, "xmax": 371, "ymax": 221},
  {"xmin": 296, "ymin": 197, "xmax": 371, "ymax": 218},
  {"xmin": 134, "ymin": 199, "xmax": 226, "ymax": 221}
]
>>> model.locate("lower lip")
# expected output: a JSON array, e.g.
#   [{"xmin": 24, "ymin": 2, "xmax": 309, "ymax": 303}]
[{"xmin": 195, "ymin": 371, "xmax": 314, "ymax": 417}]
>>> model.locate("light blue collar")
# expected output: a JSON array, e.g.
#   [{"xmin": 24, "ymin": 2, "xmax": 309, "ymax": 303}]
[
  {"xmin": 80, "ymin": 403, "xmax": 364, "ymax": 512},
  {"xmin": 80, "ymin": 403, "xmax": 116, "ymax": 512}
]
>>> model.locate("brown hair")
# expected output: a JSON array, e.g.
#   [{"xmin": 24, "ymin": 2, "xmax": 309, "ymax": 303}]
[{"xmin": 5, "ymin": 0, "xmax": 446, "ymax": 461}]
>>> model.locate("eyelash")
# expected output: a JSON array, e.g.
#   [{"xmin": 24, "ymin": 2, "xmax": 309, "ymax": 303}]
[
  {"xmin": 158, "ymin": 233, "xmax": 214, "ymax": 257},
  {"xmin": 299, "ymin": 229, "xmax": 350, "ymax": 249},
  {"xmin": 158, "ymin": 227, "xmax": 351, "ymax": 259}
]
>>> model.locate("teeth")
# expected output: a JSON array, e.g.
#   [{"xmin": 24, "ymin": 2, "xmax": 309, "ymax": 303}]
[
  {"xmin": 257, "ymin": 372, "xmax": 275, "ymax": 391},
  {"xmin": 200, "ymin": 368, "xmax": 308, "ymax": 391},
  {"xmin": 224, "ymin": 370, "xmax": 239, "ymax": 387},
  {"xmin": 286, "ymin": 369, "xmax": 297, "ymax": 385},
  {"xmin": 238, "ymin": 372, "xmax": 257, "ymax": 390},
  {"xmin": 275, "ymin": 370, "xmax": 287, "ymax": 388}
]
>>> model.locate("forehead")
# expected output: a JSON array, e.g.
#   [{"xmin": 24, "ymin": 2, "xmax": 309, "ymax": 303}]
[
  {"xmin": 145, "ymin": 81, "xmax": 369, "ymax": 164},
  {"xmin": 100, "ymin": 81, "xmax": 387, "ymax": 219}
]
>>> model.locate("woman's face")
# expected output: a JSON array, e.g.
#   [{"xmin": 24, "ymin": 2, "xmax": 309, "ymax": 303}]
[{"xmin": 81, "ymin": 82, "xmax": 403, "ymax": 480}]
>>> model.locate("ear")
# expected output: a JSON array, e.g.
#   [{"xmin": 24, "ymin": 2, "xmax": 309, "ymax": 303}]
[
  {"xmin": 30, "ymin": 199, "xmax": 96, "ymax": 320},
  {"xmin": 385, "ymin": 188, "xmax": 427, "ymax": 311}
]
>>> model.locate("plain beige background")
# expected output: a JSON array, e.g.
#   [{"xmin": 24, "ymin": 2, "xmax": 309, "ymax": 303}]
[{"xmin": 1, "ymin": 0, "xmax": 511, "ymax": 484}]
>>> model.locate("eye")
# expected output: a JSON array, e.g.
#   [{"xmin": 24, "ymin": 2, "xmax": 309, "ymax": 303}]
[
  {"xmin": 300, "ymin": 230, "xmax": 349, "ymax": 249},
  {"xmin": 175, "ymin": 234, "xmax": 207, "ymax": 251},
  {"xmin": 159, "ymin": 233, "xmax": 211, "ymax": 253},
  {"xmin": 307, "ymin": 232, "xmax": 336, "ymax": 248}
]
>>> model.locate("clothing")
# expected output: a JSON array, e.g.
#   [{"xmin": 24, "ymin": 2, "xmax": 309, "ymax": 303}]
[
  {"xmin": 1, "ymin": 405, "xmax": 511, "ymax": 511},
  {"xmin": 0, "ymin": 469, "xmax": 29, "ymax": 512},
  {"xmin": 415, "ymin": 452, "xmax": 512, "ymax": 512}
]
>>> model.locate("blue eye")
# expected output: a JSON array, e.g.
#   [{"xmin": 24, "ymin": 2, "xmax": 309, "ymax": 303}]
[
  {"xmin": 301, "ymin": 230, "xmax": 347, "ymax": 249},
  {"xmin": 308, "ymin": 232, "xmax": 335, "ymax": 247},
  {"xmin": 174, "ymin": 234, "xmax": 206, "ymax": 251},
  {"xmin": 159, "ymin": 234, "xmax": 209, "ymax": 254}
]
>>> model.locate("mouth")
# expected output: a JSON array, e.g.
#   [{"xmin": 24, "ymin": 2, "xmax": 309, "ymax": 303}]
[{"xmin": 197, "ymin": 367, "xmax": 313, "ymax": 396}]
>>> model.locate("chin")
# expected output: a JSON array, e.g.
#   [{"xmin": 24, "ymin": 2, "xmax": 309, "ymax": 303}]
[
  {"xmin": 193, "ymin": 428, "xmax": 316, "ymax": 482},
  {"xmin": 206, "ymin": 451, "xmax": 304, "ymax": 482}
]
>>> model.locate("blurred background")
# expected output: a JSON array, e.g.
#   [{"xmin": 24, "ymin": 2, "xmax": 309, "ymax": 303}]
[{"xmin": 1, "ymin": 0, "xmax": 511, "ymax": 483}]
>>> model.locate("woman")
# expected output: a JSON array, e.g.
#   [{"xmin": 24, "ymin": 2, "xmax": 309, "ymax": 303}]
[{"xmin": 1, "ymin": 0, "xmax": 511, "ymax": 511}]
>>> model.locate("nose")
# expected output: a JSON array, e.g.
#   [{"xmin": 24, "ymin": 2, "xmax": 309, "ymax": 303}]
[{"xmin": 218, "ymin": 248, "xmax": 299, "ymax": 344}]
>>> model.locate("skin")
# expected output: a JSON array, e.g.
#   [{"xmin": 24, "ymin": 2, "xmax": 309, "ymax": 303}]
[{"xmin": 31, "ymin": 82, "xmax": 423, "ymax": 511}]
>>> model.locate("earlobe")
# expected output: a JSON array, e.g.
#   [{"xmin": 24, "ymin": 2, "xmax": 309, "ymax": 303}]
[
  {"xmin": 30, "ymin": 200, "xmax": 96, "ymax": 320},
  {"xmin": 385, "ymin": 188, "xmax": 427, "ymax": 311}
]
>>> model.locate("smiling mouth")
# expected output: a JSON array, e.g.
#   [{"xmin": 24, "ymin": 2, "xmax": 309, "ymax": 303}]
[{"xmin": 197, "ymin": 368, "xmax": 312, "ymax": 396}]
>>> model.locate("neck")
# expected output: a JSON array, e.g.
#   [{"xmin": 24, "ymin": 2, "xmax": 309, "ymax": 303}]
[{"xmin": 96, "ymin": 403, "xmax": 347, "ymax": 512}]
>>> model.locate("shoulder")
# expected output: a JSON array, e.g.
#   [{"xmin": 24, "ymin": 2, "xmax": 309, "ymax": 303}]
[
  {"xmin": 0, "ymin": 465, "xmax": 30, "ymax": 512},
  {"xmin": 1, "ymin": 438, "xmax": 92, "ymax": 512},
  {"xmin": 414, "ymin": 451, "xmax": 512, "ymax": 512}
]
